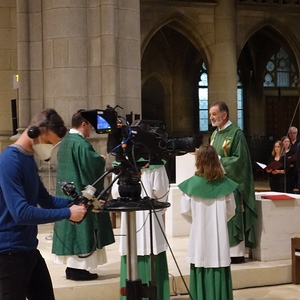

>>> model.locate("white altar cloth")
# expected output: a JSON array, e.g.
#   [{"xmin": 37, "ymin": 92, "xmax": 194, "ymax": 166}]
[{"xmin": 252, "ymin": 191, "xmax": 300, "ymax": 261}]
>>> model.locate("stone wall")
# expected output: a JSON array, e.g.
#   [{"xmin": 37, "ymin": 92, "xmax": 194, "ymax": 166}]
[
  {"xmin": 0, "ymin": 0, "xmax": 17, "ymax": 136},
  {"xmin": 0, "ymin": 0, "xmax": 300, "ymax": 146}
]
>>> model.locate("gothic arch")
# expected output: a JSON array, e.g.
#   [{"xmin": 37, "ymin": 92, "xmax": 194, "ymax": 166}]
[
  {"xmin": 238, "ymin": 18, "xmax": 300, "ymax": 141},
  {"xmin": 142, "ymin": 72, "xmax": 169, "ymax": 92},
  {"xmin": 237, "ymin": 20, "xmax": 300, "ymax": 90},
  {"xmin": 141, "ymin": 12, "xmax": 211, "ymax": 67},
  {"xmin": 141, "ymin": 15, "xmax": 207, "ymax": 137},
  {"xmin": 238, "ymin": 18, "xmax": 300, "ymax": 70},
  {"xmin": 142, "ymin": 75, "xmax": 168, "ymax": 121}
]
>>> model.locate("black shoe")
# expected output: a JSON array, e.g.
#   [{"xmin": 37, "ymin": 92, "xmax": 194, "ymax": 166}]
[
  {"xmin": 65, "ymin": 267, "xmax": 98, "ymax": 281},
  {"xmin": 231, "ymin": 256, "xmax": 245, "ymax": 264}
]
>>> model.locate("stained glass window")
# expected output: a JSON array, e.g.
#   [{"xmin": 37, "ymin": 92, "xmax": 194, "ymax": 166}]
[
  {"xmin": 237, "ymin": 72, "xmax": 244, "ymax": 130},
  {"xmin": 198, "ymin": 62, "xmax": 208, "ymax": 131},
  {"xmin": 263, "ymin": 47, "xmax": 298, "ymax": 87}
]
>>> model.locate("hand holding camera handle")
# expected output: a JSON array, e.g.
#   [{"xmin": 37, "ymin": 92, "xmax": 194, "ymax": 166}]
[
  {"xmin": 68, "ymin": 197, "xmax": 88, "ymax": 224},
  {"xmin": 69, "ymin": 204, "xmax": 87, "ymax": 223},
  {"xmin": 61, "ymin": 182, "xmax": 98, "ymax": 223},
  {"xmin": 69, "ymin": 185, "xmax": 98, "ymax": 223}
]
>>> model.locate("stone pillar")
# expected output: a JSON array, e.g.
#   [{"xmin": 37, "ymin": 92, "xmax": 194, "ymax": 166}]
[
  {"xmin": 88, "ymin": 0, "xmax": 141, "ymax": 116},
  {"xmin": 16, "ymin": 0, "xmax": 141, "ymax": 130},
  {"xmin": 209, "ymin": 0, "xmax": 237, "ymax": 122},
  {"xmin": 97, "ymin": 0, "xmax": 118, "ymax": 109},
  {"xmin": 0, "ymin": 1, "xmax": 17, "ymax": 137},
  {"xmin": 117, "ymin": 0, "xmax": 141, "ymax": 116},
  {"xmin": 42, "ymin": 1, "xmax": 88, "ymax": 126},
  {"xmin": 16, "ymin": 0, "xmax": 31, "ymax": 129},
  {"xmin": 86, "ymin": 0, "xmax": 118, "ymax": 110}
]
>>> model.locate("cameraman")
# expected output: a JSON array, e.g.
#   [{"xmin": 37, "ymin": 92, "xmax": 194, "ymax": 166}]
[{"xmin": 0, "ymin": 108, "xmax": 86, "ymax": 300}]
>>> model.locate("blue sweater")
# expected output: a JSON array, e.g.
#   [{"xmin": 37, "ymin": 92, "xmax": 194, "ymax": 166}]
[{"xmin": 0, "ymin": 146, "xmax": 70, "ymax": 254}]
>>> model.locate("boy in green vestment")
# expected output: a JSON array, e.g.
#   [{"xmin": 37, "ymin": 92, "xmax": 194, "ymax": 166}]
[{"xmin": 52, "ymin": 110, "xmax": 115, "ymax": 280}]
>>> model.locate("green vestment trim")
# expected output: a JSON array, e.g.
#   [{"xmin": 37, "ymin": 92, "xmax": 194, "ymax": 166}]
[{"xmin": 178, "ymin": 175, "xmax": 238, "ymax": 199}]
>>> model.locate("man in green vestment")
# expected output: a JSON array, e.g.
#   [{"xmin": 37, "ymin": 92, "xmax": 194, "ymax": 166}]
[
  {"xmin": 209, "ymin": 101, "xmax": 257, "ymax": 263},
  {"xmin": 52, "ymin": 110, "xmax": 115, "ymax": 280}
]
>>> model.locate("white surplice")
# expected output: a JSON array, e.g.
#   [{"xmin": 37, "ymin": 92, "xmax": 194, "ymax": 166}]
[
  {"xmin": 180, "ymin": 192, "xmax": 236, "ymax": 268},
  {"xmin": 111, "ymin": 165, "xmax": 169, "ymax": 255}
]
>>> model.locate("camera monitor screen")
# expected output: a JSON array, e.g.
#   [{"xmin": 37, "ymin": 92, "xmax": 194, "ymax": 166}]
[
  {"xmin": 97, "ymin": 114, "xmax": 111, "ymax": 133},
  {"xmin": 81, "ymin": 109, "xmax": 117, "ymax": 134}
]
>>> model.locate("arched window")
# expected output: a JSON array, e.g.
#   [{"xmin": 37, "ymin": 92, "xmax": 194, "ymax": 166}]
[
  {"xmin": 198, "ymin": 62, "xmax": 208, "ymax": 131},
  {"xmin": 263, "ymin": 47, "xmax": 298, "ymax": 87},
  {"xmin": 198, "ymin": 64, "xmax": 245, "ymax": 132},
  {"xmin": 237, "ymin": 71, "xmax": 244, "ymax": 130}
]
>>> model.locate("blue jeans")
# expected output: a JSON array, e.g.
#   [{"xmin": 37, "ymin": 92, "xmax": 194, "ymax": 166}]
[{"xmin": 0, "ymin": 249, "xmax": 55, "ymax": 300}]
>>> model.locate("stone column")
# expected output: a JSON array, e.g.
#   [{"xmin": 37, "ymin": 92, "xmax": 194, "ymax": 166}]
[
  {"xmin": 209, "ymin": 0, "xmax": 237, "ymax": 122},
  {"xmin": 97, "ymin": 0, "xmax": 118, "ymax": 109},
  {"xmin": 16, "ymin": 0, "xmax": 30, "ymax": 129},
  {"xmin": 42, "ymin": 1, "xmax": 88, "ymax": 126},
  {"xmin": 89, "ymin": 0, "xmax": 141, "ymax": 116},
  {"xmin": 117, "ymin": 0, "xmax": 141, "ymax": 116},
  {"xmin": 87, "ymin": 0, "xmax": 118, "ymax": 110}
]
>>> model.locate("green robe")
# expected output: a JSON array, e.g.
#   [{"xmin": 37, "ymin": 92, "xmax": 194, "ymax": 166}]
[
  {"xmin": 52, "ymin": 133, "xmax": 115, "ymax": 255},
  {"xmin": 210, "ymin": 123, "xmax": 257, "ymax": 248}
]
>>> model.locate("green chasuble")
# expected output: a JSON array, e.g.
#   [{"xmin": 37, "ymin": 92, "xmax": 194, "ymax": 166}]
[
  {"xmin": 210, "ymin": 123, "xmax": 257, "ymax": 248},
  {"xmin": 178, "ymin": 175, "xmax": 238, "ymax": 199},
  {"xmin": 52, "ymin": 133, "xmax": 115, "ymax": 256}
]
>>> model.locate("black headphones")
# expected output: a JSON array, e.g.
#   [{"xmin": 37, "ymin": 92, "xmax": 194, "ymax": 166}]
[
  {"xmin": 27, "ymin": 121, "xmax": 47, "ymax": 139},
  {"xmin": 27, "ymin": 109, "xmax": 66, "ymax": 139}
]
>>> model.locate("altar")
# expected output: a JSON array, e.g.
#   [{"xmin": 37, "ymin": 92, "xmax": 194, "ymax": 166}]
[
  {"xmin": 165, "ymin": 153, "xmax": 300, "ymax": 263},
  {"xmin": 252, "ymin": 191, "xmax": 300, "ymax": 261}
]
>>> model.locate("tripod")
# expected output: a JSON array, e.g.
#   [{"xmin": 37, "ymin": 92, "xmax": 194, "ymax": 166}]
[{"xmin": 103, "ymin": 166, "xmax": 170, "ymax": 300}]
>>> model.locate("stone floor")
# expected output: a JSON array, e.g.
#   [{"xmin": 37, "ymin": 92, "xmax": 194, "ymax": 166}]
[
  {"xmin": 38, "ymin": 225, "xmax": 300, "ymax": 299},
  {"xmin": 36, "ymin": 179, "xmax": 300, "ymax": 299},
  {"xmin": 172, "ymin": 285, "xmax": 300, "ymax": 300}
]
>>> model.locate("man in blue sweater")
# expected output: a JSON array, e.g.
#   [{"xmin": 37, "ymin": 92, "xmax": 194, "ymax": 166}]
[{"xmin": 0, "ymin": 108, "xmax": 87, "ymax": 300}]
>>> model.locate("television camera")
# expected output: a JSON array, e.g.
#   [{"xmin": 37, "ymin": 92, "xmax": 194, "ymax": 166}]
[
  {"xmin": 62, "ymin": 104, "xmax": 201, "ymax": 213},
  {"xmin": 77, "ymin": 105, "xmax": 200, "ymax": 209},
  {"xmin": 81, "ymin": 105, "xmax": 198, "ymax": 163}
]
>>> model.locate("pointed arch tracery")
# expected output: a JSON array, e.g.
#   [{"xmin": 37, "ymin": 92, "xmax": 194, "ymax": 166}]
[
  {"xmin": 141, "ymin": 12, "xmax": 211, "ymax": 67},
  {"xmin": 238, "ymin": 19, "xmax": 300, "ymax": 71}
]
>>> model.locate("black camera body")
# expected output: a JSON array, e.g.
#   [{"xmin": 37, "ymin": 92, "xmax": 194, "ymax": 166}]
[
  {"xmin": 81, "ymin": 106, "xmax": 199, "ymax": 165},
  {"xmin": 64, "ymin": 106, "xmax": 202, "ymax": 210}
]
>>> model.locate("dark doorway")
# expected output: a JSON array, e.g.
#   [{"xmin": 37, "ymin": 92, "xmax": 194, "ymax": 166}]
[{"xmin": 265, "ymin": 96, "xmax": 299, "ymax": 139}]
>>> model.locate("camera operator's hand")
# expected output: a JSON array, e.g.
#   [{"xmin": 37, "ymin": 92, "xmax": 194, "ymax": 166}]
[{"xmin": 69, "ymin": 205, "xmax": 87, "ymax": 222}]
